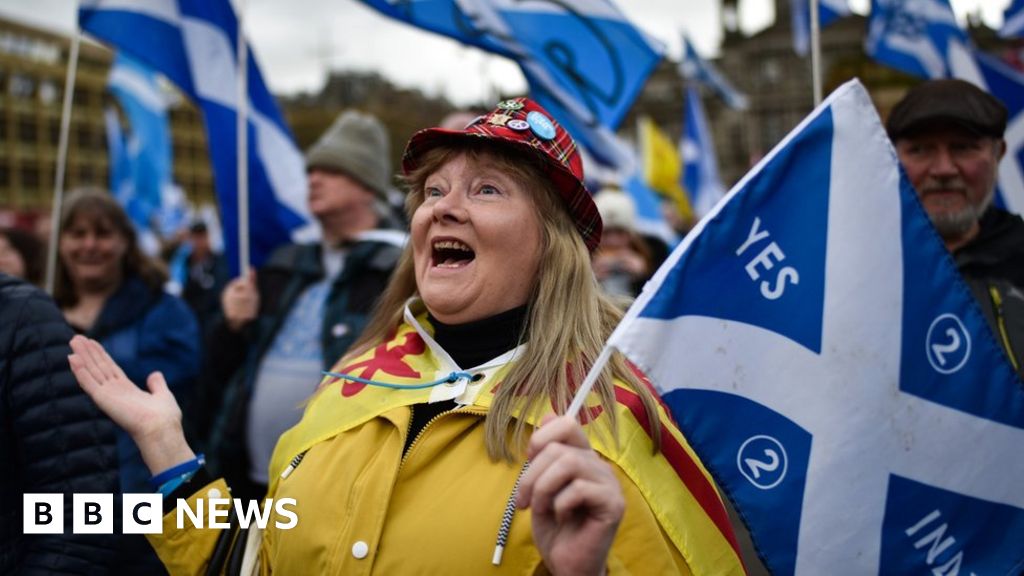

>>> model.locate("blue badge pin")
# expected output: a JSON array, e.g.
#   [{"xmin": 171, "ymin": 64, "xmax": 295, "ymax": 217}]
[
  {"xmin": 526, "ymin": 111, "xmax": 556, "ymax": 141},
  {"xmin": 507, "ymin": 119, "xmax": 529, "ymax": 131}
]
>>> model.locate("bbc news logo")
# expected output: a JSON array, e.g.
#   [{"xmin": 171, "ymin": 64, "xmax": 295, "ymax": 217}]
[{"xmin": 24, "ymin": 494, "xmax": 298, "ymax": 534}]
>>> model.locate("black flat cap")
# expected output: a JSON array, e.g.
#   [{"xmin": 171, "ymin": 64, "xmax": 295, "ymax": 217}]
[{"xmin": 886, "ymin": 79, "xmax": 1007, "ymax": 140}]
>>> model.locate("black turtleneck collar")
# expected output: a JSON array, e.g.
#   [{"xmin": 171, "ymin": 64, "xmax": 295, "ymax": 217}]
[{"xmin": 428, "ymin": 304, "xmax": 529, "ymax": 368}]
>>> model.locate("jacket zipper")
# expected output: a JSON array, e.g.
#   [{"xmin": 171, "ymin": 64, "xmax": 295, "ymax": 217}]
[
  {"xmin": 400, "ymin": 407, "xmax": 458, "ymax": 469},
  {"xmin": 989, "ymin": 285, "xmax": 1020, "ymax": 372}
]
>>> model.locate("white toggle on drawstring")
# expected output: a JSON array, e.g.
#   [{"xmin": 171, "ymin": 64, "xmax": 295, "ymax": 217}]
[{"xmin": 492, "ymin": 460, "xmax": 530, "ymax": 565}]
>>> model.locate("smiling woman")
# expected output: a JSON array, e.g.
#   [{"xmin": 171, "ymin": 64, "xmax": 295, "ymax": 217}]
[{"xmin": 68, "ymin": 100, "xmax": 745, "ymax": 575}]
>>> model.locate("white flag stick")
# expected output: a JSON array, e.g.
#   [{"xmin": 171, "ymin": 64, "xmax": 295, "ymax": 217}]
[
  {"xmin": 236, "ymin": 0, "xmax": 250, "ymax": 275},
  {"xmin": 810, "ymin": 0, "xmax": 823, "ymax": 106},
  {"xmin": 46, "ymin": 29, "xmax": 82, "ymax": 294}
]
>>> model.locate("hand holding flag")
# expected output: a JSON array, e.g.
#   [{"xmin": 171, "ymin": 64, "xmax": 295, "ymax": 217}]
[{"xmin": 571, "ymin": 79, "xmax": 1024, "ymax": 574}]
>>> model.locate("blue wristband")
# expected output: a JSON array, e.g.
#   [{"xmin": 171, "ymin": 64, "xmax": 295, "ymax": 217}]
[
  {"xmin": 156, "ymin": 468, "xmax": 199, "ymax": 498},
  {"xmin": 149, "ymin": 453, "xmax": 205, "ymax": 490}
]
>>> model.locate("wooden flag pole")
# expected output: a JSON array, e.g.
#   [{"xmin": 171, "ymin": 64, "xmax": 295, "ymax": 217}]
[{"xmin": 46, "ymin": 29, "xmax": 82, "ymax": 294}]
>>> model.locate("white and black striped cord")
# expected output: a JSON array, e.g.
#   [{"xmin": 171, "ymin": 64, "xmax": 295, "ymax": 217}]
[
  {"xmin": 492, "ymin": 460, "xmax": 531, "ymax": 565},
  {"xmin": 280, "ymin": 450, "xmax": 308, "ymax": 479}
]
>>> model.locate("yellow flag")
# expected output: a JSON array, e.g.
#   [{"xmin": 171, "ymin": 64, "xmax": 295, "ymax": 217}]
[{"xmin": 639, "ymin": 116, "xmax": 694, "ymax": 223}]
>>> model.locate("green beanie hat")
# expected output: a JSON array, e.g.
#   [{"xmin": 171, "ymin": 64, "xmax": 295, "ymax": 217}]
[{"xmin": 305, "ymin": 110, "xmax": 392, "ymax": 198}]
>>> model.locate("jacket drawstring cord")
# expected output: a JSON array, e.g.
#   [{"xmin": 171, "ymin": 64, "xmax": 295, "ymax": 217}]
[
  {"xmin": 322, "ymin": 370, "xmax": 474, "ymax": 390},
  {"xmin": 492, "ymin": 460, "xmax": 530, "ymax": 565}
]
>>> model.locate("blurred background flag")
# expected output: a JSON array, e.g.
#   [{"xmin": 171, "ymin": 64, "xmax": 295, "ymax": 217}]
[
  {"xmin": 79, "ymin": 0, "xmax": 316, "ymax": 274},
  {"xmin": 358, "ymin": 0, "xmax": 663, "ymax": 170},
  {"xmin": 865, "ymin": 0, "xmax": 969, "ymax": 79},
  {"xmin": 681, "ymin": 87, "xmax": 726, "ymax": 219},
  {"xmin": 608, "ymin": 80, "xmax": 1024, "ymax": 574},
  {"xmin": 1001, "ymin": 0, "xmax": 1024, "ymax": 38},
  {"xmin": 790, "ymin": 0, "xmax": 850, "ymax": 56},
  {"xmin": 638, "ymin": 115, "xmax": 693, "ymax": 227},
  {"xmin": 947, "ymin": 43, "xmax": 1024, "ymax": 214},
  {"xmin": 623, "ymin": 174, "xmax": 679, "ymax": 248},
  {"xmin": 106, "ymin": 53, "xmax": 168, "ymax": 226},
  {"xmin": 105, "ymin": 52, "xmax": 172, "ymax": 255},
  {"xmin": 678, "ymin": 34, "xmax": 748, "ymax": 111}
]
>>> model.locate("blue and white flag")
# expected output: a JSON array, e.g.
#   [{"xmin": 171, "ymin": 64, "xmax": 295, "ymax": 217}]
[
  {"xmin": 609, "ymin": 80, "xmax": 1024, "ymax": 574},
  {"xmin": 623, "ymin": 174, "xmax": 679, "ymax": 247},
  {"xmin": 106, "ymin": 53, "xmax": 171, "ymax": 239},
  {"xmin": 791, "ymin": 0, "xmax": 851, "ymax": 56},
  {"xmin": 865, "ymin": 0, "xmax": 969, "ymax": 79},
  {"xmin": 1002, "ymin": 0, "xmax": 1024, "ymax": 39},
  {"xmin": 678, "ymin": 35, "xmax": 748, "ymax": 111},
  {"xmin": 681, "ymin": 86, "xmax": 726, "ymax": 219},
  {"xmin": 359, "ymin": 0, "xmax": 662, "ymax": 170},
  {"xmin": 947, "ymin": 42, "xmax": 1024, "ymax": 214},
  {"xmin": 80, "ymin": 0, "xmax": 316, "ymax": 274}
]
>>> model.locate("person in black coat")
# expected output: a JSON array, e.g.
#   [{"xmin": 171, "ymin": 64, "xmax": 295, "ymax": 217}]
[
  {"xmin": 888, "ymin": 79, "xmax": 1024, "ymax": 378},
  {"xmin": 0, "ymin": 273, "xmax": 118, "ymax": 574}
]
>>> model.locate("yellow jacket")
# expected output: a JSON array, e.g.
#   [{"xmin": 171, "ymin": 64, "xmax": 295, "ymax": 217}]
[{"xmin": 148, "ymin": 308, "xmax": 744, "ymax": 575}]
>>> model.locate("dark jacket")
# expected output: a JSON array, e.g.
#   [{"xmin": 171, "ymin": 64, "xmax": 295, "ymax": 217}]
[
  {"xmin": 81, "ymin": 275, "xmax": 200, "ymax": 494},
  {"xmin": 954, "ymin": 207, "xmax": 1024, "ymax": 378},
  {"xmin": 0, "ymin": 273, "xmax": 118, "ymax": 575},
  {"xmin": 201, "ymin": 239, "xmax": 401, "ymax": 499}
]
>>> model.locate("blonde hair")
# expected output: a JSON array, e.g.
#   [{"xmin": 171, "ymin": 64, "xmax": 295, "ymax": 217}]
[
  {"xmin": 346, "ymin": 142, "xmax": 661, "ymax": 461},
  {"xmin": 54, "ymin": 187, "xmax": 168, "ymax": 308}
]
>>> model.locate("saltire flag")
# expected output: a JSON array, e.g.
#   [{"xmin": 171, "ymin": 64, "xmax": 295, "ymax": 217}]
[
  {"xmin": 947, "ymin": 42, "xmax": 1024, "ymax": 214},
  {"xmin": 791, "ymin": 0, "xmax": 851, "ymax": 56},
  {"xmin": 357, "ymin": 0, "xmax": 663, "ymax": 169},
  {"xmin": 1002, "ymin": 0, "xmax": 1024, "ymax": 39},
  {"xmin": 607, "ymin": 79, "xmax": 1024, "ymax": 574},
  {"xmin": 681, "ymin": 86, "xmax": 726, "ymax": 219},
  {"xmin": 79, "ymin": 0, "xmax": 317, "ymax": 274},
  {"xmin": 678, "ymin": 34, "xmax": 748, "ymax": 111},
  {"xmin": 865, "ymin": 0, "xmax": 969, "ymax": 79}
]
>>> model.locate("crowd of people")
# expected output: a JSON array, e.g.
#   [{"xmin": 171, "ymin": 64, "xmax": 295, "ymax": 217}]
[{"xmin": 0, "ymin": 78, "xmax": 1020, "ymax": 575}]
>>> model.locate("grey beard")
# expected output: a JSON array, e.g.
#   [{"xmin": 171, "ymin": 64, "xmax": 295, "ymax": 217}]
[{"xmin": 929, "ymin": 187, "xmax": 995, "ymax": 241}]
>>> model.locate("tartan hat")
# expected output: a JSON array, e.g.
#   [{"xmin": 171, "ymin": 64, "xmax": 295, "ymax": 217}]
[{"xmin": 402, "ymin": 97, "xmax": 602, "ymax": 251}]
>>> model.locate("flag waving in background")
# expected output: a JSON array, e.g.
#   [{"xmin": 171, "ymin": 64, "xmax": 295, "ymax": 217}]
[
  {"xmin": 1002, "ymin": 0, "xmax": 1024, "ymax": 39},
  {"xmin": 105, "ymin": 52, "xmax": 171, "ymax": 249},
  {"xmin": 608, "ymin": 80, "xmax": 1024, "ymax": 574},
  {"xmin": 681, "ymin": 86, "xmax": 726, "ymax": 219},
  {"xmin": 946, "ymin": 42, "xmax": 1024, "ymax": 214},
  {"xmin": 865, "ymin": 0, "xmax": 968, "ymax": 79},
  {"xmin": 358, "ymin": 0, "xmax": 663, "ymax": 170},
  {"xmin": 791, "ymin": 0, "xmax": 851, "ymax": 56},
  {"xmin": 865, "ymin": 0, "xmax": 1024, "ymax": 213},
  {"xmin": 678, "ymin": 34, "xmax": 748, "ymax": 111},
  {"xmin": 79, "ymin": 0, "xmax": 317, "ymax": 274},
  {"xmin": 104, "ymin": 53, "xmax": 191, "ymax": 255},
  {"xmin": 638, "ymin": 116, "xmax": 692, "ymax": 225}
]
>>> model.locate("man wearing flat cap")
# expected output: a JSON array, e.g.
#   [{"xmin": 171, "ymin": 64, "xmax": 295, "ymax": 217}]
[
  {"xmin": 198, "ymin": 111, "xmax": 406, "ymax": 500},
  {"xmin": 888, "ymin": 79, "xmax": 1024, "ymax": 378}
]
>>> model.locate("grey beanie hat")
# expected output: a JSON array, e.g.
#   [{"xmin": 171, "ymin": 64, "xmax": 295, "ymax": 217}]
[{"xmin": 305, "ymin": 110, "xmax": 392, "ymax": 198}]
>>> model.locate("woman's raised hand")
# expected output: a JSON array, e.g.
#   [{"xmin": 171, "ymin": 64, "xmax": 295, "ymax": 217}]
[
  {"xmin": 517, "ymin": 415, "xmax": 624, "ymax": 576},
  {"xmin": 68, "ymin": 335, "xmax": 195, "ymax": 475}
]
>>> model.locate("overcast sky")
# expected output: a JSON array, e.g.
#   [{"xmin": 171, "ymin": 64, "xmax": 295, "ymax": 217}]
[{"xmin": 0, "ymin": 0, "xmax": 1009, "ymax": 106}]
